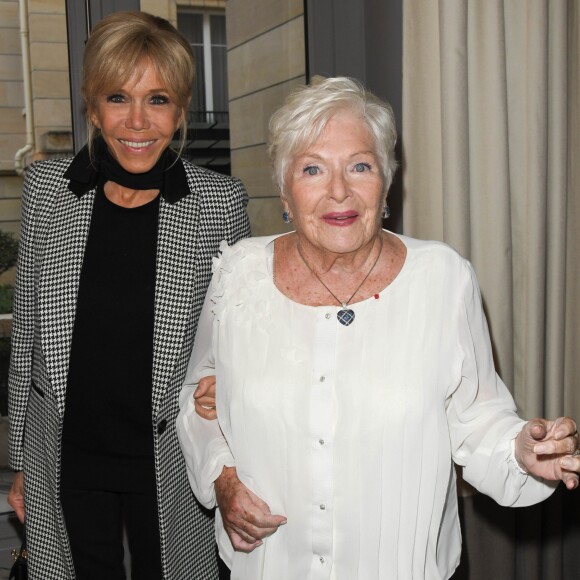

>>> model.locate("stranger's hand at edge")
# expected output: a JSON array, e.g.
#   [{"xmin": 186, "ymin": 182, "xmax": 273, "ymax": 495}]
[
  {"xmin": 215, "ymin": 466, "xmax": 287, "ymax": 553},
  {"xmin": 194, "ymin": 375, "xmax": 217, "ymax": 420},
  {"xmin": 8, "ymin": 471, "xmax": 25, "ymax": 523},
  {"xmin": 515, "ymin": 417, "xmax": 580, "ymax": 490}
]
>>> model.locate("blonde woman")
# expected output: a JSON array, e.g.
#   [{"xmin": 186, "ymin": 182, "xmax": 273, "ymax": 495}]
[{"xmin": 8, "ymin": 12, "xmax": 250, "ymax": 580}]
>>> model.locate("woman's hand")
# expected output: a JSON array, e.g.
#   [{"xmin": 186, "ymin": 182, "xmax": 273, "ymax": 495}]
[
  {"xmin": 194, "ymin": 375, "xmax": 217, "ymax": 420},
  {"xmin": 215, "ymin": 466, "xmax": 287, "ymax": 553},
  {"xmin": 515, "ymin": 417, "xmax": 580, "ymax": 490},
  {"xmin": 8, "ymin": 471, "xmax": 25, "ymax": 523}
]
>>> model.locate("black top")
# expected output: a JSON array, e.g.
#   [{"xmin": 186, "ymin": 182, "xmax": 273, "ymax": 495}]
[{"xmin": 61, "ymin": 183, "xmax": 161, "ymax": 493}]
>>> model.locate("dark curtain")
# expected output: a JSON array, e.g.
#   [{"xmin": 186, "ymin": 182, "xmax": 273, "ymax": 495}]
[{"xmin": 453, "ymin": 487, "xmax": 580, "ymax": 580}]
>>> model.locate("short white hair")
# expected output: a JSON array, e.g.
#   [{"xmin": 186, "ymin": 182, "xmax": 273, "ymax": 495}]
[{"xmin": 268, "ymin": 76, "xmax": 398, "ymax": 195}]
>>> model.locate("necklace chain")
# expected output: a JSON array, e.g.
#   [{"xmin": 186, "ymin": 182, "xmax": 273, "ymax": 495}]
[{"xmin": 296, "ymin": 236, "xmax": 383, "ymax": 309}]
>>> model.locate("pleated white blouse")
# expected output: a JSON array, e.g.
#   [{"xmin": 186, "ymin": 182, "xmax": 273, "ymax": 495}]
[{"xmin": 177, "ymin": 233, "xmax": 556, "ymax": 580}]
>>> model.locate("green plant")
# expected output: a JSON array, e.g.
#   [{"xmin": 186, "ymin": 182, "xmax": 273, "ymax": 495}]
[
  {"xmin": 0, "ymin": 337, "xmax": 9, "ymax": 416},
  {"xmin": 0, "ymin": 230, "xmax": 18, "ymax": 276},
  {"xmin": 0, "ymin": 229, "xmax": 17, "ymax": 414},
  {"xmin": 0, "ymin": 285, "xmax": 13, "ymax": 315}
]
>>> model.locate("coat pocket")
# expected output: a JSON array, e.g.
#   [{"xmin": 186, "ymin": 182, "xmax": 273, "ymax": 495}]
[{"xmin": 30, "ymin": 381, "xmax": 44, "ymax": 398}]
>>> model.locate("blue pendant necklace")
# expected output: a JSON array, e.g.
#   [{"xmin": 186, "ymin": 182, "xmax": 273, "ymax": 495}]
[{"xmin": 297, "ymin": 236, "xmax": 383, "ymax": 326}]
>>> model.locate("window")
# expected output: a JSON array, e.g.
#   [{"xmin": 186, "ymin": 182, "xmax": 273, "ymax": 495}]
[{"xmin": 178, "ymin": 10, "xmax": 228, "ymax": 124}]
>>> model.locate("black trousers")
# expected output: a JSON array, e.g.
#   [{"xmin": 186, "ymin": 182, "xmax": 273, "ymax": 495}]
[
  {"xmin": 60, "ymin": 488, "xmax": 163, "ymax": 580},
  {"xmin": 218, "ymin": 557, "xmax": 231, "ymax": 580}
]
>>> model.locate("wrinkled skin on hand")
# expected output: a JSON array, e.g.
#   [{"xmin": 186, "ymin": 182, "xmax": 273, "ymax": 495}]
[
  {"xmin": 215, "ymin": 466, "xmax": 287, "ymax": 553},
  {"xmin": 515, "ymin": 417, "xmax": 580, "ymax": 490}
]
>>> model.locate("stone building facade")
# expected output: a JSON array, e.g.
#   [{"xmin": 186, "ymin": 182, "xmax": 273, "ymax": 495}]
[
  {"xmin": 0, "ymin": 0, "xmax": 304, "ymax": 282},
  {"xmin": 0, "ymin": 0, "xmax": 71, "ymax": 250}
]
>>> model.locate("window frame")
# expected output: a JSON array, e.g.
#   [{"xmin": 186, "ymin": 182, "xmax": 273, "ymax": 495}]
[{"xmin": 177, "ymin": 8, "xmax": 228, "ymax": 119}]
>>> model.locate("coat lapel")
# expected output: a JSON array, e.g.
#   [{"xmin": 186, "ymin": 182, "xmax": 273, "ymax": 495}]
[
  {"xmin": 151, "ymin": 194, "xmax": 201, "ymax": 416},
  {"xmin": 38, "ymin": 188, "xmax": 95, "ymax": 414}
]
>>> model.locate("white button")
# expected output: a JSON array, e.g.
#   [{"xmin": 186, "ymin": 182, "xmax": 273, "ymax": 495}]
[
  {"xmin": 319, "ymin": 376, "xmax": 325, "ymax": 382},
  {"xmin": 319, "ymin": 556, "xmax": 326, "ymax": 564},
  {"xmin": 319, "ymin": 439, "xmax": 325, "ymax": 445},
  {"xmin": 320, "ymin": 504, "xmax": 326, "ymax": 510},
  {"xmin": 325, "ymin": 313, "xmax": 331, "ymax": 319}
]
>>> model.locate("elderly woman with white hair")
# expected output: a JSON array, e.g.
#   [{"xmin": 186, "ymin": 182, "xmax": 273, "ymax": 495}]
[{"xmin": 177, "ymin": 77, "xmax": 580, "ymax": 580}]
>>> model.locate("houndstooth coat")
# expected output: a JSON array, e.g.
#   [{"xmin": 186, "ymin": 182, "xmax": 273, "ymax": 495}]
[{"xmin": 8, "ymin": 156, "xmax": 251, "ymax": 579}]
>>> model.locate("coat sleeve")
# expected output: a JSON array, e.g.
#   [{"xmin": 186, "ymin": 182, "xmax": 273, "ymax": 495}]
[
  {"xmin": 447, "ymin": 260, "xmax": 557, "ymax": 506},
  {"xmin": 224, "ymin": 176, "xmax": 251, "ymax": 245},
  {"xmin": 8, "ymin": 164, "xmax": 40, "ymax": 470}
]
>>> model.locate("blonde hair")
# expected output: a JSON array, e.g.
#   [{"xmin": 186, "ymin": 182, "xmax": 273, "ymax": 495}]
[
  {"xmin": 82, "ymin": 11, "xmax": 195, "ymax": 156},
  {"xmin": 268, "ymin": 76, "xmax": 397, "ymax": 195}
]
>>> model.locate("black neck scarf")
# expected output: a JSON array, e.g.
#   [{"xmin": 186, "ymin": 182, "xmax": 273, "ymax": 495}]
[
  {"xmin": 100, "ymin": 144, "xmax": 165, "ymax": 191},
  {"xmin": 65, "ymin": 137, "xmax": 190, "ymax": 204}
]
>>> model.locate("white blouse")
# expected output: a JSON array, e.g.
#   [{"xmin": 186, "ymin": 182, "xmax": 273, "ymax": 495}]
[{"xmin": 177, "ymin": 233, "xmax": 556, "ymax": 580}]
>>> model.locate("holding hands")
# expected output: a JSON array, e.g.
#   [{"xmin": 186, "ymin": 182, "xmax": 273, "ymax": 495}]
[{"xmin": 515, "ymin": 417, "xmax": 580, "ymax": 490}]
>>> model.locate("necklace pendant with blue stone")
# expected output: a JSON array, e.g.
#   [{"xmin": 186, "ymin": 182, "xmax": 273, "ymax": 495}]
[
  {"xmin": 337, "ymin": 306, "xmax": 355, "ymax": 326},
  {"xmin": 296, "ymin": 236, "xmax": 383, "ymax": 328}
]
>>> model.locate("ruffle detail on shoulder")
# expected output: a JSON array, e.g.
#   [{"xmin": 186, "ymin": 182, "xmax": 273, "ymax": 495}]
[{"xmin": 209, "ymin": 239, "xmax": 271, "ymax": 322}]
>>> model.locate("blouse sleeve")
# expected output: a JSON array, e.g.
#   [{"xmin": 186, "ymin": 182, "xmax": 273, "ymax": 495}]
[
  {"xmin": 176, "ymin": 242, "xmax": 236, "ymax": 509},
  {"xmin": 447, "ymin": 260, "xmax": 557, "ymax": 507}
]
